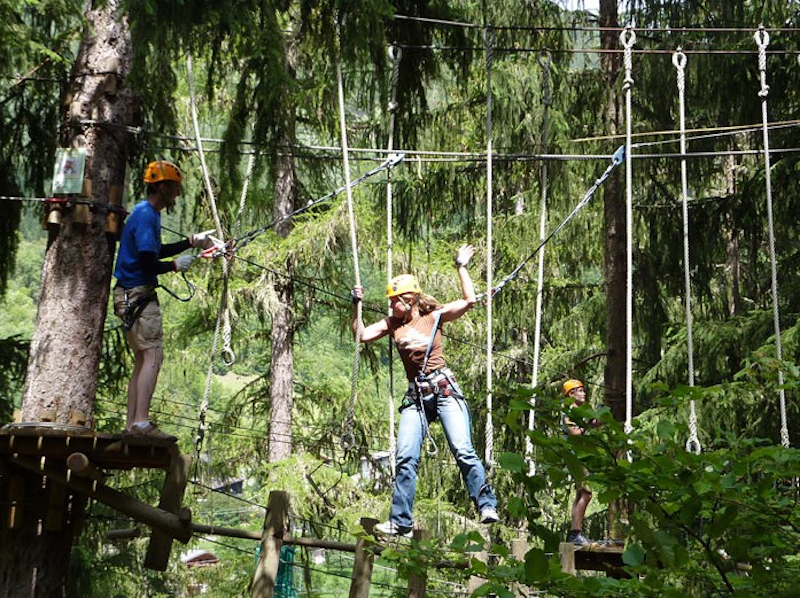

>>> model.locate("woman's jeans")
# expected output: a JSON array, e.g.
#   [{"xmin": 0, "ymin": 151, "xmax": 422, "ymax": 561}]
[{"xmin": 390, "ymin": 383, "xmax": 497, "ymax": 529}]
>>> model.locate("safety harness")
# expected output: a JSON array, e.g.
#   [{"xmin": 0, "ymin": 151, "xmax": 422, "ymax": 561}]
[
  {"xmin": 401, "ymin": 310, "xmax": 463, "ymax": 456},
  {"xmin": 119, "ymin": 288, "xmax": 158, "ymax": 331}
]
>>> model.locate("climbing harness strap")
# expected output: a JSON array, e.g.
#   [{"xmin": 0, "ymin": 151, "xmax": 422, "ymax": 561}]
[
  {"xmin": 117, "ymin": 287, "xmax": 157, "ymax": 331},
  {"xmin": 409, "ymin": 310, "xmax": 443, "ymax": 456}
]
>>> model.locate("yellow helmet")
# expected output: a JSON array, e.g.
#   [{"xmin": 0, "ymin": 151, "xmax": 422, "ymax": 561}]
[
  {"xmin": 563, "ymin": 379, "xmax": 584, "ymax": 396},
  {"xmin": 386, "ymin": 274, "xmax": 421, "ymax": 298},
  {"xmin": 143, "ymin": 160, "xmax": 183, "ymax": 184}
]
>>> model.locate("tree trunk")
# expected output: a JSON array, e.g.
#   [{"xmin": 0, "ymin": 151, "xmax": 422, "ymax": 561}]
[
  {"xmin": 5, "ymin": 3, "xmax": 135, "ymax": 596},
  {"xmin": 267, "ymin": 38, "xmax": 298, "ymax": 463},
  {"xmin": 600, "ymin": 0, "xmax": 627, "ymax": 423}
]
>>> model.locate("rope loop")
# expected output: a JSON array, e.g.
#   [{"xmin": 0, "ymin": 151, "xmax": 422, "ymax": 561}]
[
  {"xmin": 620, "ymin": 26, "xmax": 636, "ymax": 50},
  {"xmin": 672, "ymin": 48, "xmax": 687, "ymax": 71},
  {"xmin": 753, "ymin": 25, "xmax": 770, "ymax": 51},
  {"xmin": 621, "ymin": 27, "xmax": 636, "ymax": 90},
  {"xmin": 686, "ymin": 399, "xmax": 701, "ymax": 454}
]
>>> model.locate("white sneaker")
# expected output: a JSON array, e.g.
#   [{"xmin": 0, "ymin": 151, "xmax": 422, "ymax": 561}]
[
  {"xmin": 480, "ymin": 507, "xmax": 500, "ymax": 524},
  {"xmin": 374, "ymin": 520, "xmax": 412, "ymax": 538}
]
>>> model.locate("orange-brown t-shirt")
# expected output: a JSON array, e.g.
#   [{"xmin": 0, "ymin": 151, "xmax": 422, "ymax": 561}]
[{"xmin": 387, "ymin": 311, "xmax": 445, "ymax": 381}]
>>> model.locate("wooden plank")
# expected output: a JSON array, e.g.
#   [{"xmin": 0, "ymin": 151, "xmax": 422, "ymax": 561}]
[
  {"xmin": 144, "ymin": 454, "xmax": 192, "ymax": 570},
  {"xmin": 349, "ymin": 517, "xmax": 377, "ymax": 598},
  {"xmin": 559, "ymin": 542, "xmax": 628, "ymax": 578},
  {"xmin": 407, "ymin": 528, "xmax": 430, "ymax": 598},
  {"xmin": 251, "ymin": 491, "xmax": 290, "ymax": 598}
]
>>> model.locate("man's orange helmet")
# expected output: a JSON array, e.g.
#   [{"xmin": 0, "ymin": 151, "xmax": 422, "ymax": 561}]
[
  {"xmin": 562, "ymin": 379, "xmax": 584, "ymax": 396},
  {"xmin": 143, "ymin": 160, "xmax": 183, "ymax": 184}
]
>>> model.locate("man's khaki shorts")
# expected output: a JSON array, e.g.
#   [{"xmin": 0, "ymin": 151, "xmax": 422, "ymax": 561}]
[{"xmin": 113, "ymin": 285, "xmax": 163, "ymax": 351}]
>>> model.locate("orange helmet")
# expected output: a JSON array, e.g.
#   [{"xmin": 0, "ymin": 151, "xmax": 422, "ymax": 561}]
[
  {"xmin": 143, "ymin": 160, "xmax": 183, "ymax": 184},
  {"xmin": 386, "ymin": 274, "xmax": 421, "ymax": 298},
  {"xmin": 562, "ymin": 379, "xmax": 584, "ymax": 396}
]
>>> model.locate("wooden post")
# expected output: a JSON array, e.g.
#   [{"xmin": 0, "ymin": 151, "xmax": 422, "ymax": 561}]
[
  {"xmin": 349, "ymin": 517, "xmax": 377, "ymax": 598},
  {"xmin": 407, "ymin": 527, "xmax": 430, "ymax": 598},
  {"xmin": 144, "ymin": 454, "xmax": 192, "ymax": 570},
  {"xmin": 511, "ymin": 538, "xmax": 529, "ymax": 597},
  {"xmin": 467, "ymin": 550, "xmax": 488, "ymax": 594},
  {"xmin": 559, "ymin": 542, "xmax": 577, "ymax": 574},
  {"xmin": 250, "ymin": 491, "xmax": 290, "ymax": 598}
]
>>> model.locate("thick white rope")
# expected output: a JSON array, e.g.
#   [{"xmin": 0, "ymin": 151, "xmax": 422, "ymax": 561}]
[
  {"xmin": 187, "ymin": 54, "xmax": 232, "ymax": 459},
  {"xmin": 187, "ymin": 55, "xmax": 224, "ymax": 239},
  {"xmin": 484, "ymin": 27, "xmax": 495, "ymax": 469},
  {"xmin": 386, "ymin": 45, "xmax": 402, "ymax": 474},
  {"xmin": 527, "ymin": 51, "xmax": 552, "ymax": 476},
  {"xmin": 621, "ymin": 27, "xmax": 636, "ymax": 440},
  {"xmin": 336, "ymin": 18, "xmax": 362, "ymax": 451},
  {"xmin": 673, "ymin": 49, "xmax": 701, "ymax": 454},
  {"xmin": 755, "ymin": 26, "xmax": 789, "ymax": 448}
]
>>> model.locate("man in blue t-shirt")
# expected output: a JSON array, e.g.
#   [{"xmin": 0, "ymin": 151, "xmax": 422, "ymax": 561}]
[{"xmin": 113, "ymin": 160, "xmax": 215, "ymax": 440}]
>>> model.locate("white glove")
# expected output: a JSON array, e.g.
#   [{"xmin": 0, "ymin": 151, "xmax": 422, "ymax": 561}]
[
  {"xmin": 174, "ymin": 255, "xmax": 196, "ymax": 272},
  {"xmin": 191, "ymin": 229, "xmax": 217, "ymax": 249},
  {"xmin": 454, "ymin": 244, "xmax": 475, "ymax": 268}
]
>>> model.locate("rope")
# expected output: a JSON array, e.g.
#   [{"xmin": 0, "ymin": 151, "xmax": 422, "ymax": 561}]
[
  {"xmin": 483, "ymin": 25, "xmax": 495, "ymax": 470},
  {"xmin": 224, "ymin": 153, "xmax": 403, "ymax": 256},
  {"xmin": 755, "ymin": 26, "xmax": 789, "ymax": 448},
  {"xmin": 386, "ymin": 44, "xmax": 402, "ymax": 475},
  {"xmin": 673, "ymin": 49, "xmax": 701, "ymax": 454},
  {"xmin": 526, "ymin": 51, "xmax": 552, "ymax": 476},
  {"xmin": 186, "ymin": 55, "xmax": 224, "ymax": 240},
  {"xmin": 479, "ymin": 145, "xmax": 625, "ymax": 302},
  {"xmin": 336, "ymin": 15, "xmax": 362, "ymax": 453},
  {"xmin": 621, "ymin": 26, "xmax": 636, "ymax": 439}
]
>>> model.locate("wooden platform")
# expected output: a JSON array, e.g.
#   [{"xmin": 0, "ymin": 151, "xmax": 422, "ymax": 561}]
[
  {"xmin": 559, "ymin": 541, "xmax": 629, "ymax": 578},
  {"xmin": 0, "ymin": 423, "xmax": 179, "ymax": 471}
]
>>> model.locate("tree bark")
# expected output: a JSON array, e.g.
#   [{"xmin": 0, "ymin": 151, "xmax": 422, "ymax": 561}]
[
  {"xmin": 267, "ymin": 37, "xmax": 298, "ymax": 463},
  {"xmin": 600, "ymin": 0, "xmax": 627, "ymax": 423},
  {"xmin": 5, "ymin": 3, "xmax": 135, "ymax": 596}
]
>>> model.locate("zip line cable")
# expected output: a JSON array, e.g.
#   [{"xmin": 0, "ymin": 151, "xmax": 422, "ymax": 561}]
[{"xmin": 391, "ymin": 13, "xmax": 800, "ymax": 35}]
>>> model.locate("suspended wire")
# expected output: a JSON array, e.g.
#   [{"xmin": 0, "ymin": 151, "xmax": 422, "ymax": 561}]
[
  {"xmin": 392, "ymin": 13, "xmax": 800, "ymax": 34},
  {"xmin": 394, "ymin": 42, "xmax": 800, "ymax": 56}
]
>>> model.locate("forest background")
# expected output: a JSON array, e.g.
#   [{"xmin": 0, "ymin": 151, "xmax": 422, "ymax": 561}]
[{"xmin": 1, "ymin": 0, "xmax": 800, "ymax": 596}]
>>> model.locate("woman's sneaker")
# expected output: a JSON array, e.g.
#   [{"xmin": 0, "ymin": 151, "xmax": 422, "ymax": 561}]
[
  {"xmin": 374, "ymin": 520, "xmax": 412, "ymax": 538},
  {"xmin": 480, "ymin": 507, "xmax": 500, "ymax": 524}
]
